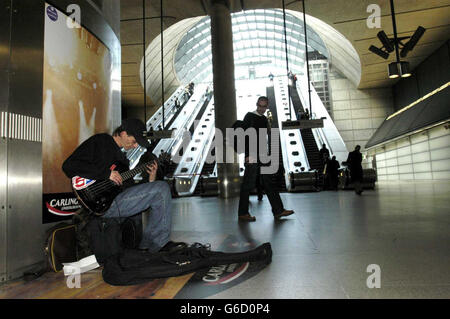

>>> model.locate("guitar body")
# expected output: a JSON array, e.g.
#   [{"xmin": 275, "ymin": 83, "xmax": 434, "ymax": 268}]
[
  {"xmin": 71, "ymin": 154, "xmax": 159, "ymax": 215},
  {"xmin": 72, "ymin": 176, "xmax": 122, "ymax": 215}
]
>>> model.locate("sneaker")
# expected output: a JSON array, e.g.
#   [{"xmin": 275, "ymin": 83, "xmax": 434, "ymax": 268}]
[
  {"xmin": 238, "ymin": 214, "xmax": 256, "ymax": 222},
  {"xmin": 274, "ymin": 210, "xmax": 294, "ymax": 220}
]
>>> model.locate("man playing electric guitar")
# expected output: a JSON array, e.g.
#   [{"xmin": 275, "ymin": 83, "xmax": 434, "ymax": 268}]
[{"xmin": 62, "ymin": 118, "xmax": 185, "ymax": 253}]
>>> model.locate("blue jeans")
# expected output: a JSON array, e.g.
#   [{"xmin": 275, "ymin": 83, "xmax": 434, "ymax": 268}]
[{"xmin": 103, "ymin": 181, "xmax": 172, "ymax": 252}]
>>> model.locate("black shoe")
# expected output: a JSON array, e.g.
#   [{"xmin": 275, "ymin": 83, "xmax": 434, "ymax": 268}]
[{"xmin": 159, "ymin": 241, "xmax": 188, "ymax": 253}]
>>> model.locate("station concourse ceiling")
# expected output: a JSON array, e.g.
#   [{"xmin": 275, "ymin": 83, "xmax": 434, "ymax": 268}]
[{"xmin": 119, "ymin": 0, "xmax": 450, "ymax": 110}]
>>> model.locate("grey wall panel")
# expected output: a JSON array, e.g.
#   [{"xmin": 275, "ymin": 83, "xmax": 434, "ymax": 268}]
[
  {"xmin": 9, "ymin": 0, "xmax": 44, "ymax": 118},
  {"xmin": 0, "ymin": 0, "xmax": 12, "ymax": 283},
  {"xmin": 0, "ymin": 0, "xmax": 12, "ymax": 108},
  {"xmin": 393, "ymin": 40, "xmax": 450, "ymax": 111},
  {"xmin": 365, "ymin": 115, "xmax": 400, "ymax": 148},
  {"xmin": 6, "ymin": 140, "xmax": 44, "ymax": 279},
  {"xmin": 5, "ymin": 0, "xmax": 45, "ymax": 281},
  {"xmin": 0, "ymin": 138, "xmax": 6, "ymax": 283},
  {"xmin": 409, "ymin": 89, "xmax": 450, "ymax": 132},
  {"xmin": 366, "ymin": 87, "xmax": 449, "ymax": 149},
  {"xmin": 416, "ymin": 52, "xmax": 441, "ymax": 97},
  {"xmin": 393, "ymin": 75, "xmax": 420, "ymax": 111},
  {"xmin": 92, "ymin": 0, "xmax": 121, "ymax": 40},
  {"xmin": 416, "ymin": 41, "xmax": 450, "ymax": 97},
  {"xmin": 0, "ymin": 0, "xmax": 11, "ymax": 72}
]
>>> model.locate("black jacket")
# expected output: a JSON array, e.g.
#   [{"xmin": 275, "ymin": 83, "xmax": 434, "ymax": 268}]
[
  {"xmin": 327, "ymin": 159, "xmax": 340, "ymax": 173},
  {"xmin": 241, "ymin": 112, "xmax": 269, "ymax": 162},
  {"xmin": 346, "ymin": 150, "xmax": 363, "ymax": 181},
  {"xmin": 62, "ymin": 133, "xmax": 164, "ymax": 185},
  {"xmin": 62, "ymin": 134, "xmax": 128, "ymax": 181}
]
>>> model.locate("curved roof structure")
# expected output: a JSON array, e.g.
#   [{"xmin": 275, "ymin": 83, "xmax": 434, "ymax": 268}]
[
  {"xmin": 140, "ymin": 9, "xmax": 360, "ymax": 105},
  {"xmin": 122, "ymin": 0, "xmax": 449, "ymax": 109},
  {"xmin": 174, "ymin": 9, "xmax": 329, "ymax": 84}
]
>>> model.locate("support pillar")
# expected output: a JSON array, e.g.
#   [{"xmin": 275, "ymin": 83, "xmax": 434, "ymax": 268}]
[{"xmin": 208, "ymin": 0, "xmax": 240, "ymax": 198}]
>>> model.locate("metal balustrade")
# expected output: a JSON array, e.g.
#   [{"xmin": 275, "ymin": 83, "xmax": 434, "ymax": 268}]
[
  {"xmin": 295, "ymin": 71, "xmax": 348, "ymax": 164},
  {"xmin": 174, "ymin": 98, "xmax": 216, "ymax": 196},
  {"xmin": 273, "ymin": 77, "xmax": 309, "ymax": 190}
]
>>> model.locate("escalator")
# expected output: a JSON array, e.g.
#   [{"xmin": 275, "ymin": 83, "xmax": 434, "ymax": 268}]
[
  {"xmin": 173, "ymin": 96, "xmax": 216, "ymax": 196},
  {"xmin": 299, "ymin": 129, "xmax": 322, "ymax": 171},
  {"xmin": 272, "ymin": 77, "xmax": 318, "ymax": 191},
  {"xmin": 266, "ymin": 86, "xmax": 286, "ymax": 192},
  {"xmin": 193, "ymin": 142, "xmax": 217, "ymax": 196},
  {"xmin": 163, "ymin": 93, "xmax": 190, "ymax": 130},
  {"xmin": 289, "ymin": 85, "xmax": 322, "ymax": 171},
  {"xmin": 155, "ymin": 93, "xmax": 212, "ymax": 180}
]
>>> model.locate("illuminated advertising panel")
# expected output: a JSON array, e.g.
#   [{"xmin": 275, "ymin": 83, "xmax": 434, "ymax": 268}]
[{"xmin": 42, "ymin": 3, "xmax": 113, "ymax": 223}]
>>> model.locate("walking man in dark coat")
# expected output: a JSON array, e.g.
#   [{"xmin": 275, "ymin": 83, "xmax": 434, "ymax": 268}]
[
  {"xmin": 237, "ymin": 96, "xmax": 294, "ymax": 222},
  {"xmin": 346, "ymin": 145, "xmax": 364, "ymax": 195}
]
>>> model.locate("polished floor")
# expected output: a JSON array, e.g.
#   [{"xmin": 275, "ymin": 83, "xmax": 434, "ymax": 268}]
[
  {"xmin": 170, "ymin": 180, "xmax": 450, "ymax": 299},
  {"xmin": 1, "ymin": 180, "xmax": 449, "ymax": 299}
]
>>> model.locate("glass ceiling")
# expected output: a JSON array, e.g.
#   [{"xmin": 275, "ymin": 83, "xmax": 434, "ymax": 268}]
[{"xmin": 174, "ymin": 9, "xmax": 329, "ymax": 84}]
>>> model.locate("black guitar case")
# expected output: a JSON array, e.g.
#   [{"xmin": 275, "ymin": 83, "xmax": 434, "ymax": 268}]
[{"xmin": 102, "ymin": 242, "xmax": 272, "ymax": 286}]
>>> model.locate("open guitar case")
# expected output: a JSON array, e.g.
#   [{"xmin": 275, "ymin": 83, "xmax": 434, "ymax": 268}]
[
  {"xmin": 84, "ymin": 213, "xmax": 272, "ymax": 286},
  {"xmin": 102, "ymin": 242, "xmax": 273, "ymax": 286}
]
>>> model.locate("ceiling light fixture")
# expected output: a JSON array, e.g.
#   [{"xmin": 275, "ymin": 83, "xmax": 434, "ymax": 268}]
[
  {"xmin": 388, "ymin": 62, "xmax": 400, "ymax": 78},
  {"xmin": 400, "ymin": 26, "xmax": 426, "ymax": 58},
  {"xmin": 368, "ymin": 0, "xmax": 425, "ymax": 79},
  {"xmin": 399, "ymin": 61, "xmax": 411, "ymax": 77}
]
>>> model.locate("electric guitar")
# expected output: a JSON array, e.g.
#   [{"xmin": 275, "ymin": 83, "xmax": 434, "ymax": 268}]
[{"xmin": 71, "ymin": 159, "xmax": 157, "ymax": 215}]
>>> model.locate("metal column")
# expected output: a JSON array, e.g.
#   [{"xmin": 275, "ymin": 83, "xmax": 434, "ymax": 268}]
[{"xmin": 208, "ymin": 0, "xmax": 240, "ymax": 198}]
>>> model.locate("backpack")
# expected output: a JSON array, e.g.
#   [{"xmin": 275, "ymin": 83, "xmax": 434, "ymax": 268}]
[{"xmin": 85, "ymin": 215, "xmax": 143, "ymax": 264}]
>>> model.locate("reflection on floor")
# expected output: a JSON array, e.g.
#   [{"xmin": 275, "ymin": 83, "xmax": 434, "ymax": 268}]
[{"xmin": 1, "ymin": 180, "xmax": 449, "ymax": 299}]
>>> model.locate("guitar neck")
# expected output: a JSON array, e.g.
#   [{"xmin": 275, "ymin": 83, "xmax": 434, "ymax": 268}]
[{"xmin": 120, "ymin": 161, "xmax": 153, "ymax": 181}]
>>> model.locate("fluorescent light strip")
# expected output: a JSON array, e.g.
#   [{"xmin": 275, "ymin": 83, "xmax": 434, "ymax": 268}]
[{"xmin": 387, "ymin": 81, "xmax": 450, "ymax": 121}]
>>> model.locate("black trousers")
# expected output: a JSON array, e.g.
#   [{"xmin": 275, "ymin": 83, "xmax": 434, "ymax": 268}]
[{"xmin": 238, "ymin": 163, "xmax": 284, "ymax": 216}]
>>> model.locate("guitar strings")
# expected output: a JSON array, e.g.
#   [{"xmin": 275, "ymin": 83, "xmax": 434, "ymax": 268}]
[{"xmin": 82, "ymin": 161, "xmax": 153, "ymax": 196}]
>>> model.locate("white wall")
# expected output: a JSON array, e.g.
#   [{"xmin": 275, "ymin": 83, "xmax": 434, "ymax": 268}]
[
  {"xmin": 366, "ymin": 123, "xmax": 450, "ymax": 181},
  {"xmin": 329, "ymin": 68, "xmax": 394, "ymax": 153}
]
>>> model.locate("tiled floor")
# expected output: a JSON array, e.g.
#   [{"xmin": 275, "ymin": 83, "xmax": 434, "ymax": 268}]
[
  {"xmin": 170, "ymin": 180, "xmax": 450, "ymax": 298},
  {"xmin": 1, "ymin": 180, "xmax": 449, "ymax": 299}
]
